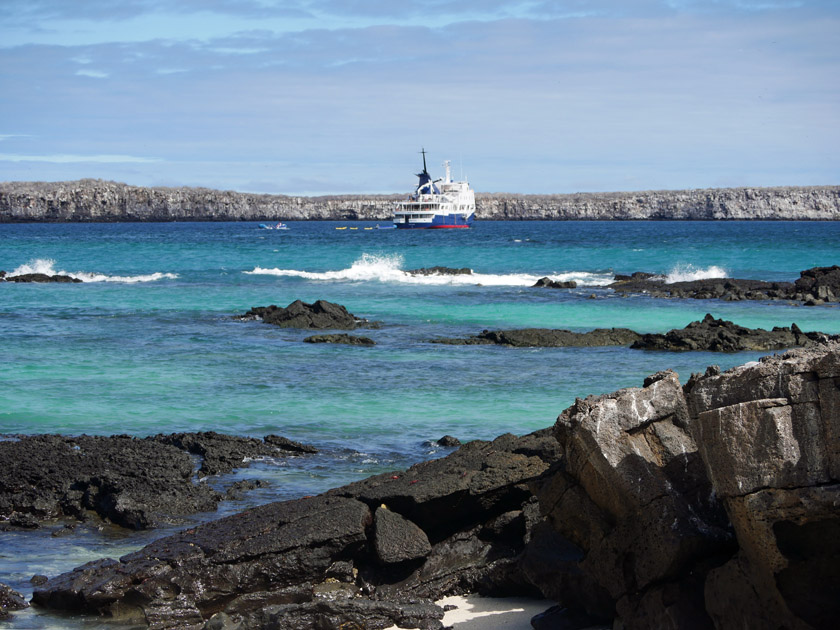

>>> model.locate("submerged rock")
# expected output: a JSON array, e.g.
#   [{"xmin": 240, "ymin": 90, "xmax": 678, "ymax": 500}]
[
  {"xmin": 236, "ymin": 299, "xmax": 375, "ymax": 329},
  {"xmin": 303, "ymin": 333, "xmax": 376, "ymax": 346},
  {"xmin": 432, "ymin": 328, "xmax": 642, "ymax": 347}
]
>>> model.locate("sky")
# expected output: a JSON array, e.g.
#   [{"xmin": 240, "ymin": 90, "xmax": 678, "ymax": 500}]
[{"xmin": 0, "ymin": 1, "xmax": 838, "ymax": 195}]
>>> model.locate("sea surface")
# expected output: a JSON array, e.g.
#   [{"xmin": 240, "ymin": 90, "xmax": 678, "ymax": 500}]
[{"xmin": 2, "ymin": 220, "xmax": 839, "ymax": 628}]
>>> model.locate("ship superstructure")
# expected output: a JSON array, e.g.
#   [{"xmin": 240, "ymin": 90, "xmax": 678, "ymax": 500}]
[{"xmin": 393, "ymin": 150, "xmax": 475, "ymax": 229}]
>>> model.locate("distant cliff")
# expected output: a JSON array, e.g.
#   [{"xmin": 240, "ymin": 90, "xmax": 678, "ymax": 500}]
[{"xmin": 1, "ymin": 179, "xmax": 838, "ymax": 222}]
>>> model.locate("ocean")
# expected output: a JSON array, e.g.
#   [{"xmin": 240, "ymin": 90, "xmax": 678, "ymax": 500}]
[{"xmin": 2, "ymin": 220, "xmax": 839, "ymax": 628}]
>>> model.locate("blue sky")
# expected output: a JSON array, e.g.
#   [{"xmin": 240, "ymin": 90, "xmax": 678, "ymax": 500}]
[{"xmin": 1, "ymin": 1, "xmax": 837, "ymax": 194}]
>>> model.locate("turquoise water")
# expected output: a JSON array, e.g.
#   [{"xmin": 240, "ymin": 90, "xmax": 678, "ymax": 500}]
[{"xmin": 1, "ymin": 220, "xmax": 839, "ymax": 627}]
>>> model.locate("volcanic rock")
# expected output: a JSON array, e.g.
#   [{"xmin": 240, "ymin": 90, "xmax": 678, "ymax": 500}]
[
  {"xmin": 407, "ymin": 266, "xmax": 472, "ymax": 276},
  {"xmin": 3, "ymin": 272, "xmax": 82, "ymax": 283},
  {"xmin": 608, "ymin": 266, "xmax": 840, "ymax": 304},
  {"xmin": 236, "ymin": 299, "xmax": 374, "ymax": 329},
  {"xmin": 31, "ymin": 430, "xmax": 562, "ymax": 628},
  {"xmin": 303, "ymin": 333, "xmax": 376, "ymax": 346},
  {"xmin": 0, "ymin": 582, "xmax": 28, "ymax": 621},
  {"xmin": 631, "ymin": 313, "xmax": 838, "ymax": 352},
  {"xmin": 533, "ymin": 277, "xmax": 577, "ymax": 289},
  {"xmin": 432, "ymin": 328, "xmax": 642, "ymax": 347},
  {"xmin": 0, "ymin": 434, "xmax": 221, "ymax": 529},
  {"xmin": 0, "ymin": 432, "xmax": 315, "ymax": 528},
  {"xmin": 150, "ymin": 431, "xmax": 316, "ymax": 476},
  {"xmin": 373, "ymin": 506, "xmax": 432, "ymax": 564}
]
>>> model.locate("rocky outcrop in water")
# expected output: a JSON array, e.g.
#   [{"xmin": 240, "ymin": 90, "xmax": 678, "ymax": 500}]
[
  {"xmin": 1, "ymin": 180, "xmax": 838, "ymax": 221},
  {"xmin": 609, "ymin": 266, "xmax": 840, "ymax": 305},
  {"xmin": 236, "ymin": 300, "xmax": 376, "ymax": 330},
  {"xmin": 631, "ymin": 313, "xmax": 838, "ymax": 352},
  {"xmin": 0, "ymin": 433, "xmax": 315, "ymax": 529},
  {"xmin": 432, "ymin": 316, "xmax": 837, "ymax": 352},
  {"xmin": 533, "ymin": 277, "xmax": 577, "ymax": 289},
  {"xmin": 1, "ymin": 272, "xmax": 82, "ymax": 283}
]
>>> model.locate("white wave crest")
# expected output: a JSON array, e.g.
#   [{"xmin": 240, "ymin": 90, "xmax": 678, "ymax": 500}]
[
  {"xmin": 245, "ymin": 253, "xmax": 615, "ymax": 287},
  {"xmin": 665, "ymin": 265, "xmax": 728, "ymax": 284},
  {"xmin": 7, "ymin": 258, "xmax": 178, "ymax": 283}
]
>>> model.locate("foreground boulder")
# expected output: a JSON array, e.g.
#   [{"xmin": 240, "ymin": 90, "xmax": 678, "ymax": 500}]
[
  {"xmin": 0, "ymin": 433, "xmax": 315, "ymax": 529},
  {"xmin": 32, "ymin": 430, "xmax": 563, "ymax": 629},
  {"xmin": 532, "ymin": 342, "xmax": 840, "ymax": 629},
  {"xmin": 684, "ymin": 346, "xmax": 840, "ymax": 629},
  {"xmin": 236, "ymin": 300, "xmax": 375, "ymax": 329},
  {"xmin": 533, "ymin": 370, "xmax": 733, "ymax": 628}
]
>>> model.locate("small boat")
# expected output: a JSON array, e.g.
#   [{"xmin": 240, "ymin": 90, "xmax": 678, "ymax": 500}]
[
  {"xmin": 374, "ymin": 224, "xmax": 396, "ymax": 230},
  {"xmin": 259, "ymin": 222, "xmax": 289, "ymax": 230},
  {"xmin": 392, "ymin": 149, "xmax": 475, "ymax": 229}
]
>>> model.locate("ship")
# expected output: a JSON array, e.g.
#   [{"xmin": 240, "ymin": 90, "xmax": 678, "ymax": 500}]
[{"xmin": 392, "ymin": 150, "xmax": 475, "ymax": 229}]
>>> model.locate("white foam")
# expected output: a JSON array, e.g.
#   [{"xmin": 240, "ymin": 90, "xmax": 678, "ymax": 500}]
[
  {"xmin": 245, "ymin": 253, "xmax": 614, "ymax": 287},
  {"xmin": 665, "ymin": 264, "xmax": 728, "ymax": 284},
  {"xmin": 7, "ymin": 258, "xmax": 178, "ymax": 283}
]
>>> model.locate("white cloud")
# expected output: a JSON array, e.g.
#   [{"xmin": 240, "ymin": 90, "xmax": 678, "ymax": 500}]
[{"xmin": 75, "ymin": 69, "xmax": 109, "ymax": 78}]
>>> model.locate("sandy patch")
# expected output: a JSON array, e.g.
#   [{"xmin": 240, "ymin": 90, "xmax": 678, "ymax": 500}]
[{"xmin": 386, "ymin": 594, "xmax": 550, "ymax": 629}]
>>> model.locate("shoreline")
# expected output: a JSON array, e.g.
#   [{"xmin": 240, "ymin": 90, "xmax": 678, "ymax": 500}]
[{"xmin": 4, "ymin": 342, "xmax": 839, "ymax": 628}]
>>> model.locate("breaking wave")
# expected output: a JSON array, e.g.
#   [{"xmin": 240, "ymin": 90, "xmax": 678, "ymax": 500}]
[
  {"xmin": 245, "ymin": 253, "xmax": 615, "ymax": 287},
  {"xmin": 665, "ymin": 265, "xmax": 728, "ymax": 284},
  {"xmin": 7, "ymin": 258, "xmax": 178, "ymax": 283}
]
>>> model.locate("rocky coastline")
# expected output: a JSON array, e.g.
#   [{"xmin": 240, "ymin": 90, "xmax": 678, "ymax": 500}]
[
  {"xmin": 8, "ymin": 342, "xmax": 838, "ymax": 628},
  {"xmin": 1, "ymin": 180, "xmax": 838, "ymax": 222}
]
